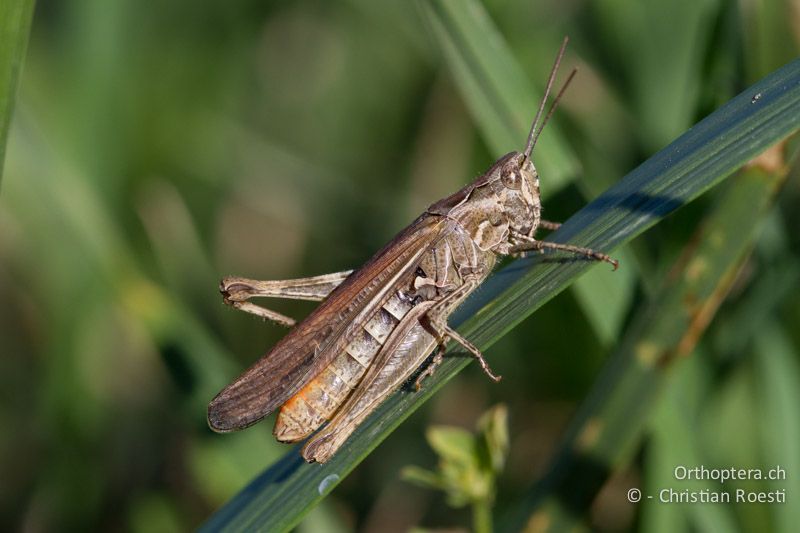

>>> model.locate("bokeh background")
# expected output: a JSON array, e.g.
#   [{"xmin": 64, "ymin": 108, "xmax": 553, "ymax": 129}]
[{"xmin": 1, "ymin": 0, "xmax": 799, "ymax": 531}]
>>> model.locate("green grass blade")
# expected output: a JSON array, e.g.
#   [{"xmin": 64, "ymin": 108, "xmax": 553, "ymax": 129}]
[
  {"xmin": 504, "ymin": 141, "xmax": 796, "ymax": 529},
  {"xmin": 0, "ymin": 0, "xmax": 35, "ymax": 184},
  {"xmin": 589, "ymin": 0, "xmax": 719, "ymax": 151},
  {"xmin": 418, "ymin": 0, "xmax": 578, "ymax": 191},
  {"xmin": 643, "ymin": 355, "xmax": 739, "ymax": 533},
  {"xmin": 201, "ymin": 59, "xmax": 800, "ymax": 533},
  {"xmin": 754, "ymin": 324, "xmax": 800, "ymax": 533}
]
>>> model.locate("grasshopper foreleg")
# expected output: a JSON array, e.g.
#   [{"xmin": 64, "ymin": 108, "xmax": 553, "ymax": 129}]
[{"xmin": 220, "ymin": 270, "xmax": 353, "ymax": 327}]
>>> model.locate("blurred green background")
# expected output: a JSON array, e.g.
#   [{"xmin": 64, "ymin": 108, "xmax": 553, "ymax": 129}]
[{"xmin": 1, "ymin": 0, "xmax": 799, "ymax": 531}]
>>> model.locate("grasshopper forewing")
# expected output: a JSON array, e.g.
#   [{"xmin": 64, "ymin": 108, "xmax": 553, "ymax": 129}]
[
  {"xmin": 208, "ymin": 37, "xmax": 618, "ymax": 463},
  {"xmin": 208, "ymin": 218, "xmax": 446, "ymax": 431}
]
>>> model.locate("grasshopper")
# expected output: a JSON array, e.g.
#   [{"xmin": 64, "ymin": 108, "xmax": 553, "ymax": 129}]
[{"xmin": 208, "ymin": 37, "xmax": 617, "ymax": 463}]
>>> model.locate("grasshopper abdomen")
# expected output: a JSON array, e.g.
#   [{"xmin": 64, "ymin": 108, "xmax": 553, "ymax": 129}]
[{"xmin": 274, "ymin": 291, "xmax": 415, "ymax": 441}]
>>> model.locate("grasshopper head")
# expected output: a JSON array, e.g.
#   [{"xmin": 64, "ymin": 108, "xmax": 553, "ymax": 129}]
[
  {"xmin": 498, "ymin": 35, "xmax": 574, "ymax": 241},
  {"xmin": 495, "ymin": 151, "xmax": 541, "ymax": 238}
]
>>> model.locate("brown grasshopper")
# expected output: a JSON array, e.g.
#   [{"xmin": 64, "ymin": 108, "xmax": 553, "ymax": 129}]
[{"xmin": 208, "ymin": 37, "xmax": 617, "ymax": 463}]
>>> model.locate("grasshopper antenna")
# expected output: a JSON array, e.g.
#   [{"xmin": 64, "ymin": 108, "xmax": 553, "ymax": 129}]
[
  {"xmin": 523, "ymin": 36, "xmax": 570, "ymax": 160},
  {"xmin": 528, "ymin": 66, "xmax": 577, "ymax": 154}
]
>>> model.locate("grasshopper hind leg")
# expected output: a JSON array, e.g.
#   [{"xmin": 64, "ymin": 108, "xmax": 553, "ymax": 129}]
[
  {"xmin": 223, "ymin": 299, "xmax": 298, "ymax": 327},
  {"xmin": 220, "ymin": 270, "xmax": 353, "ymax": 327}
]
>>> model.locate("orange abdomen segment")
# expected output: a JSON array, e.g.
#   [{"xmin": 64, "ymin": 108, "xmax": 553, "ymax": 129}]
[{"xmin": 273, "ymin": 295, "xmax": 411, "ymax": 442}]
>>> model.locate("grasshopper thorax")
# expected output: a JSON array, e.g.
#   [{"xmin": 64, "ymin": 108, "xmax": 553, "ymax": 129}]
[{"xmin": 426, "ymin": 151, "xmax": 541, "ymax": 253}]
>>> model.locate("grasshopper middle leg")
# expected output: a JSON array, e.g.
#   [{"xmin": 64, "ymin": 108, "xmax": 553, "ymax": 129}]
[{"xmin": 415, "ymin": 280, "xmax": 501, "ymax": 389}]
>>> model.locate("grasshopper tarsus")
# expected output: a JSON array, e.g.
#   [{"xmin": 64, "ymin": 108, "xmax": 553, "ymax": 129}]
[
  {"xmin": 415, "ymin": 345, "xmax": 446, "ymax": 391},
  {"xmin": 413, "ymin": 369, "xmax": 429, "ymax": 392},
  {"xmin": 437, "ymin": 322, "xmax": 501, "ymax": 383}
]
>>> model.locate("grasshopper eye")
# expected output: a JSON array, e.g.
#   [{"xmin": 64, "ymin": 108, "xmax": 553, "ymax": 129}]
[{"xmin": 501, "ymin": 171, "xmax": 522, "ymax": 190}]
